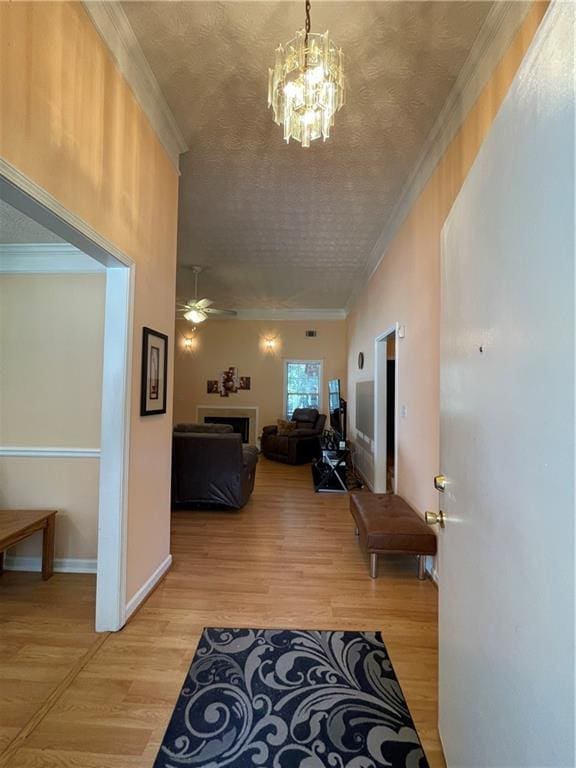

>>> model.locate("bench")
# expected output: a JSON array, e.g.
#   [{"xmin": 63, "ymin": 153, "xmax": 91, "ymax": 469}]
[{"xmin": 350, "ymin": 493, "xmax": 436, "ymax": 579}]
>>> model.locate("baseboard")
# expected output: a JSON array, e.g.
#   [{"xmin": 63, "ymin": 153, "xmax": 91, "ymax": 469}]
[
  {"xmin": 363, "ymin": 476, "xmax": 375, "ymax": 492},
  {"xmin": 124, "ymin": 553, "xmax": 172, "ymax": 621},
  {"xmin": 350, "ymin": 461, "xmax": 374, "ymax": 491},
  {"xmin": 422, "ymin": 555, "xmax": 439, "ymax": 585},
  {"xmin": 4, "ymin": 556, "xmax": 97, "ymax": 574}
]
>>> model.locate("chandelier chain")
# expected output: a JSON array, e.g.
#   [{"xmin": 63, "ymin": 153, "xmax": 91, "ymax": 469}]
[{"xmin": 305, "ymin": 0, "xmax": 311, "ymax": 46}]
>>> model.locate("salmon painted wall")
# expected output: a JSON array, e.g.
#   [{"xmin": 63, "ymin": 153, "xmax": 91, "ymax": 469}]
[
  {"xmin": 346, "ymin": 4, "xmax": 547, "ymax": 517},
  {"xmin": 174, "ymin": 319, "xmax": 347, "ymax": 433},
  {"xmin": 0, "ymin": 2, "xmax": 179, "ymax": 599}
]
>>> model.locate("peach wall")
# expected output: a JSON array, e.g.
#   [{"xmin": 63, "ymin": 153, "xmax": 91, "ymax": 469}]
[
  {"xmin": 0, "ymin": 274, "xmax": 105, "ymax": 447},
  {"xmin": 346, "ymin": 4, "xmax": 547, "ymax": 516},
  {"xmin": 0, "ymin": 273, "xmax": 105, "ymax": 562},
  {"xmin": 174, "ymin": 319, "xmax": 347, "ymax": 433},
  {"xmin": 0, "ymin": 459, "xmax": 101, "ymax": 562},
  {"xmin": 0, "ymin": 3, "xmax": 179, "ymax": 598}
]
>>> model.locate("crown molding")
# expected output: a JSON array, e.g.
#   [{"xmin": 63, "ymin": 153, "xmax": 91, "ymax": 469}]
[
  {"xmin": 211, "ymin": 308, "xmax": 347, "ymax": 321},
  {"xmin": 83, "ymin": 1, "xmax": 187, "ymax": 172},
  {"xmin": 0, "ymin": 243, "xmax": 106, "ymax": 273},
  {"xmin": 346, "ymin": 1, "xmax": 533, "ymax": 312}
]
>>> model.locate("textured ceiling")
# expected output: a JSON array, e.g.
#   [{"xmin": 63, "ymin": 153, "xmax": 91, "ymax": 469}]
[
  {"xmin": 122, "ymin": 1, "xmax": 493, "ymax": 309},
  {"xmin": 0, "ymin": 200, "xmax": 63, "ymax": 244}
]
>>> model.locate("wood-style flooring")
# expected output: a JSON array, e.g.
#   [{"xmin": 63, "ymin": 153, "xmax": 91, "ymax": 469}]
[{"xmin": 0, "ymin": 458, "xmax": 444, "ymax": 767}]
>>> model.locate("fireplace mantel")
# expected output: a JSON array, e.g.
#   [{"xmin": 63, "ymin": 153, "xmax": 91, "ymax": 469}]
[{"xmin": 196, "ymin": 406, "xmax": 259, "ymax": 445}]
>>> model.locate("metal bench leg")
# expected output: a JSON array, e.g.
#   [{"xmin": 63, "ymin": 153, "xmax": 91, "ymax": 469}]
[
  {"xmin": 370, "ymin": 553, "xmax": 378, "ymax": 579},
  {"xmin": 417, "ymin": 555, "xmax": 426, "ymax": 580}
]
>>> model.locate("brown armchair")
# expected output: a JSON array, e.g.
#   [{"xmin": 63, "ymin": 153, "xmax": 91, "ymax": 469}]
[
  {"xmin": 172, "ymin": 426, "xmax": 258, "ymax": 510},
  {"xmin": 261, "ymin": 408, "xmax": 326, "ymax": 465}
]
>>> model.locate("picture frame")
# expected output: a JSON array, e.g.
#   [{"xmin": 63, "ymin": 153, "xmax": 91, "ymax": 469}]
[{"xmin": 140, "ymin": 327, "xmax": 168, "ymax": 416}]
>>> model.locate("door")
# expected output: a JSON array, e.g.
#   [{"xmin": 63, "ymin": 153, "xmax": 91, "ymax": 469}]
[{"xmin": 438, "ymin": 6, "xmax": 574, "ymax": 767}]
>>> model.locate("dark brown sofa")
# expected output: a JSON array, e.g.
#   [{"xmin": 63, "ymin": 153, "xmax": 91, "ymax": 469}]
[
  {"xmin": 172, "ymin": 423, "xmax": 258, "ymax": 510},
  {"xmin": 260, "ymin": 408, "xmax": 326, "ymax": 465}
]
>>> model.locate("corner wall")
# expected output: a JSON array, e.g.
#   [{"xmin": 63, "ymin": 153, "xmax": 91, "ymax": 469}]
[
  {"xmin": 346, "ymin": 4, "xmax": 547, "ymax": 516},
  {"xmin": 0, "ymin": 2, "xmax": 179, "ymax": 600}
]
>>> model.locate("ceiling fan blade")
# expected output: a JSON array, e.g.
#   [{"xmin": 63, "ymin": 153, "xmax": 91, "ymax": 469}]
[
  {"xmin": 204, "ymin": 307, "xmax": 237, "ymax": 316},
  {"xmin": 195, "ymin": 298, "xmax": 213, "ymax": 309}
]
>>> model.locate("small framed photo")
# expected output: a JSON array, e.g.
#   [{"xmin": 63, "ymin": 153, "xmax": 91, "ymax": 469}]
[{"xmin": 140, "ymin": 327, "xmax": 168, "ymax": 416}]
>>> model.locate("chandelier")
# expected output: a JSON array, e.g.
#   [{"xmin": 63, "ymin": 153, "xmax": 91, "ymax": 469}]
[{"xmin": 267, "ymin": 0, "xmax": 345, "ymax": 147}]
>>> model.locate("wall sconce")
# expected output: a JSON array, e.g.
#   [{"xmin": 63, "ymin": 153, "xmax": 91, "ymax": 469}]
[
  {"xmin": 260, "ymin": 332, "xmax": 279, "ymax": 355},
  {"xmin": 183, "ymin": 328, "xmax": 198, "ymax": 352},
  {"xmin": 262, "ymin": 334, "xmax": 279, "ymax": 355}
]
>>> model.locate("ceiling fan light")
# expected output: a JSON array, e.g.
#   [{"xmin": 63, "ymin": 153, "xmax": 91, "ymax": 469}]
[{"xmin": 184, "ymin": 308, "xmax": 207, "ymax": 324}]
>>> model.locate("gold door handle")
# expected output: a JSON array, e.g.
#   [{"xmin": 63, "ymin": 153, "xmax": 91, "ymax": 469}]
[
  {"xmin": 434, "ymin": 474, "xmax": 447, "ymax": 492},
  {"xmin": 425, "ymin": 510, "xmax": 445, "ymax": 528}
]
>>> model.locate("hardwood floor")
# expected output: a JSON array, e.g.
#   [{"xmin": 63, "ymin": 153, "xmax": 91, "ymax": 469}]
[{"xmin": 0, "ymin": 458, "xmax": 444, "ymax": 767}]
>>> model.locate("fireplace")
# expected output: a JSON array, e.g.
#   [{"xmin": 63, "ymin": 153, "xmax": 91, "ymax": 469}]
[
  {"xmin": 204, "ymin": 416, "xmax": 250, "ymax": 443},
  {"xmin": 197, "ymin": 406, "xmax": 259, "ymax": 445}
]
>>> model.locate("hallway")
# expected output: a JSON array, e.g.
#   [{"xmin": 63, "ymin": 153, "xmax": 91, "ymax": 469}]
[{"xmin": 0, "ymin": 459, "xmax": 442, "ymax": 767}]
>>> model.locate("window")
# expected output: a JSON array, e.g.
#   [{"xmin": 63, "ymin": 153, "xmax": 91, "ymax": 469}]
[{"xmin": 284, "ymin": 360, "xmax": 323, "ymax": 419}]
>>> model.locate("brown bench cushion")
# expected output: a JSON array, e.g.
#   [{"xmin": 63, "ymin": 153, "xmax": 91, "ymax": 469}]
[{"xmin": 350, "ymin": 492, "xmax": 437, "ymax": 556}]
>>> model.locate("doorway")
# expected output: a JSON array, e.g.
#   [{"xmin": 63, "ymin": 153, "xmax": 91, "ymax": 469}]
[
  {"xmin": 0, "ymin": 161, "xmax": 134, "ymax": 632},
  {"xmin": 373, "ymin": 324, "xmax": 398, "ymax": 494}
]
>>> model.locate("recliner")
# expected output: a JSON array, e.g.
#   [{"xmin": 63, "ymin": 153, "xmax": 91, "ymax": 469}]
[
  {"xmin": 260, "ymin": 408, "xmax": 326, "ymax": 465},
  {"xmin": 172, "ymin": 425, "xmax": 258, "ymax": 510}
]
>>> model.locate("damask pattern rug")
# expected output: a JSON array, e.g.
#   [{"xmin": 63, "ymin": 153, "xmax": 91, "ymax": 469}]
[{"xmin": 154, "ymin": 628, "xmax": 429, "ymax": 768}]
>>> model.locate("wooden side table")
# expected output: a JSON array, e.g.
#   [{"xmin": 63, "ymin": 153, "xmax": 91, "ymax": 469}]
[{"xmin": 0, "ymin": 510, "xmax": 58, "ymax": 580}]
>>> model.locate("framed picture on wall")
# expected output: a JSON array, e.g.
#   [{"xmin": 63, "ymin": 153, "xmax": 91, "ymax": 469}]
[{"xmin": 140, "ymin": 327, "xmax": 168, "ymax": 416}]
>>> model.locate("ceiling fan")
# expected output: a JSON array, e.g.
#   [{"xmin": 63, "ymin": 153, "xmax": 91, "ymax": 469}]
[{"xmin": 177, "ymin": 266, "xmax": 237, "ymax": 324}]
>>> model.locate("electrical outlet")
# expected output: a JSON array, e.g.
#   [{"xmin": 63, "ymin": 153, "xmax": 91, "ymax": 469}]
[{"xmin": 401, "ymin": 404, "xmax": 407, "ymax": 419}]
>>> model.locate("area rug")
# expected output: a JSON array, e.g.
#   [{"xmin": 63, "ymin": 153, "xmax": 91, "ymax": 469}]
[{"xmin": 154, "ymin": 628, "xmax": 429, "ymax": 768}]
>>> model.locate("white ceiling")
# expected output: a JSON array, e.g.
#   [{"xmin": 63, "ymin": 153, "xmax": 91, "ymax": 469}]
[
  {"xmin": 122, "ymin": 1, "xmax": 494, "ymax": 310},
  {"xmin": 0, "ymin": 199, "xmax": 64, "ymax": 244}
]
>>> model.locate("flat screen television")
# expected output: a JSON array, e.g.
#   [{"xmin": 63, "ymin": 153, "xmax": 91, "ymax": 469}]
[{"xmin": 328, "ymin": 378, "xmax": 346, "ymax": 441}]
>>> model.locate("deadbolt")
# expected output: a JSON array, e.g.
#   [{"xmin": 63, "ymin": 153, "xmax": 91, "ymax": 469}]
[
  {"xmin": 425, "ymin": 510, "xmax": 446, "ymax": 528},
  {"xmin": 434, "ymin": 474, "xmax": 447, "ymax": 492}
]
